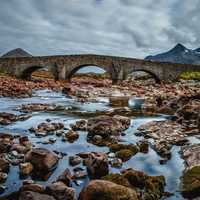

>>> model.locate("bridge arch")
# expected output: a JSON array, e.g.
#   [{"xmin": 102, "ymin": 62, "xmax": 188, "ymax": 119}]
[
  {"xmin": 19, "ymin": 65, "xmax": 56, "ymax": 80},
  {"xmin": 125, "ymin": 69, "xmax": 161, "ymax": 83},
  {"xmin": 66, "ymin": 64, "xmax": 114, "ymax": 81}
]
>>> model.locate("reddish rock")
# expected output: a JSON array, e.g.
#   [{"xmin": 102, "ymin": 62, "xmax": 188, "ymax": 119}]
[{"xmin": 85, "ymin": 152, "xmax": 109, "ymax": 178}]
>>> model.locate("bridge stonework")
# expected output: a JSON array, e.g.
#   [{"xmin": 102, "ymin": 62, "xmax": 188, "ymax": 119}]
[{"xmin": 0, "ymin": 54, "xmax": 200, "ymax": 83}]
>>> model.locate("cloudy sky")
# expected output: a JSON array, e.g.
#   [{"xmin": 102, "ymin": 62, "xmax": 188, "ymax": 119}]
[{"xmin": 0, "ymin": 0, "xmax": 199, "ymax": 58}]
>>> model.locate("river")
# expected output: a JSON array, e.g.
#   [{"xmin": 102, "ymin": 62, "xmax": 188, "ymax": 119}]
[{"xmin": 0, "ymin": 89, "xmax": 193, "ymax": 199}]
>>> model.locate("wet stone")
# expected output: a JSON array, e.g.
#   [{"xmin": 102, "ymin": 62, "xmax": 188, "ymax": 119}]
[{"xmin": 69, "ymin": 155, "xmax": 82, "ymax": 166}]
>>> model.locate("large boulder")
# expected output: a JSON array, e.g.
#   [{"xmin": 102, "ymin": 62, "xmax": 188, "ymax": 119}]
[
  {"xmin": 0, "ymin": 133, "xmax": 14, "ymax": 153},
  {"xmin": 25, "ymin": 148, "xmax": 59, "ymax": 174},
  {"xmin": 46, "ymin": 182, "xmax": 76, "ymax": 200},
  {"xmin": 19, "ymin": 191, "xmax": 56, "ymax": 200},
  {"xmin": 87, "ymin": 115, "xmax": 130, "ymax": 139},
  {"xmin": 181, "ymin": 166, "xmax": 200, "ymax": 199},
  {"xmin": 79, "ymin": 180, "xmax": 138, "ymax": 200},
  {"xmin": 85, "ymin": 152, "xmax": 109, "ymax": 179},
  {"xmin": 0, "ymin": 157, "xmax": 9, "ymax": 172}
]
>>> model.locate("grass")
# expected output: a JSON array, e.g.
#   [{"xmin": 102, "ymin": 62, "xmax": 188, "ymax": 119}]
[{"xmin": 179, "ymin": 71, "xmax": 200, "ymax": 80}]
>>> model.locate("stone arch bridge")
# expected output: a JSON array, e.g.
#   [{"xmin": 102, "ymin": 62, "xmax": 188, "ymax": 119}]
[{"xmin": 0, "ymin": 54, "xmax": 200, "ymax": 83}]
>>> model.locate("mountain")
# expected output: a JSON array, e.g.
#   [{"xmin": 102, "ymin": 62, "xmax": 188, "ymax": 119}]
[
  {"xmin": 145, "ymin": 43, "xmax": 200, "ymax": 65},
  {"xmin": 1, "ymin": 48, "xmax": 32, "ymax": 58}
]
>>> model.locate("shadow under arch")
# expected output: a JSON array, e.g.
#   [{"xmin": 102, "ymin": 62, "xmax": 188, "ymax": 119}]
[
  {"xmin": 126, "ymin": 69, "xmax": 161, "ymax": 84},
  {"xmin": 20, "ymin": 66, "xmax": 55, "ymax": 80},
  {"xmin": 67, "ymin": 64, "xmax": 112, "ymax": 81}
]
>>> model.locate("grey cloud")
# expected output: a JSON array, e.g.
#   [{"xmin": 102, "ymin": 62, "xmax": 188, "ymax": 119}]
[{"xmin": 0, "ymin": 0, "xmax": 199, "ymax": 58}]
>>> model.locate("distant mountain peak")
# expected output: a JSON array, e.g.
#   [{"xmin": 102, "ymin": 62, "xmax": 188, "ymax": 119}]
[
  {"xmin": 194, "ymin": 48, "xmax": 200, "ymax": 52},
  {"xmin": 145, "ymin": 44, "xmax": 200, "ymax": 65},
  {"xmin": 170, "ymin": 43, "xmax": 188, "ymax": 53},
  {"xmin": 1, "ymin": 48, "xmax": 32, "ymax": 58}
]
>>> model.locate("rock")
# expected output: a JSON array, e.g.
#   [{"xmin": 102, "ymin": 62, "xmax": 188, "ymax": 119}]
[
  {"xmin": 109, "ymin": 96, "xmax": 130, "ymax": 107},
  {"xmin": 85, "ymin": 152, "xmax": 109, "ymax": 178},
  {"xmin": 110, "ymin": 158, "xmax": 123, "ymax": 168},
  {"xmin": 73, "ymin": 168, "xmax": 87, "ymax": 179},
  {"xmin": 138, "ymin": 120, "xmax": 188, "ymax": 159},
  {"xmin": 19, "ymin": 103, "xmax": 65, "ymax": 112},
  {"xmin": 30, "ymin": 122, "xmax": 64, "ymax": 135},
  {"xmin": 20, "ymin": 183, "xmax": 45, "ymax": 193},
  {"xmin": 69, "ymin": 155, "xmax": 82, "ymax": 166},
  {"xmin": 137, "ymin": 140, "xmax": 149, "ymax": 153},
  {"xmin": 0, "ymin": 133, "xmax": 13, "ymax": 153},
  {"xmin": 122, "ymin": 168, "xmax": 166, "ymax": 199},
  {"xmin": 0, "ymin": 157, "xmax": 9, "ymax": 172},
  {"xmin": 181, "ymin": 166, "xmax": 200, "ymax": 199},
  {"xmin": 46, "ymin": 182, "xmax": 76, "ymax": 200},
  {"xmin": 64, "ymin": 130, "xmax": 79, "ymax": 143},
  {"xmin": 0, "ymin": 172, "xmax": 7, "ymax": 182},
  {"xmin": 19, "ymin": 162, "xmax": 33, "ymax": 176},
  {"xmin": 56, "ymin": 168, "xmax": 72, "ymax": 187},
  {"xmin": 19, "ymin": 191, "xmax": 56, "ymax": 200},
  {"xmin": 102, "ymin": 174, "xmax": 131, "ymax": 187},
  {"xmin": 0, "ymin": 185, "xmax": 6, "ymax": 195},
  {"xmin": 79, "ymin": 180, "xmax": 138, "ymax": 200},
  {"xmin": 109, "ymin": 143, "xmax": 138, "ymax": 162},
  {"xmin": 25, "ymin": 148, "xmax": 59, "ymax": 174},
  {"xmin": 87, "ymin": 115, "xmax": 130, "ymax": 139},
  {"xmin": 0, "ymin": 112, "xmax": 31, "ymax": 125},
  {"xmin": 70, "ymin": 120, "xmax": 87, "ymax": 131},
  {"xmin": 181, "ymin": 144, "xmax": 200, "ymax": 169},
  {"xmin": 115, "ymin": 149, "xmax": 133, "ymax": 162}
]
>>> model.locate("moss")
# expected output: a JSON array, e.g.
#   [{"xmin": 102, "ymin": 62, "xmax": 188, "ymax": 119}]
[
  {"xmin": 102, "ymin": 174, "xmax": 131, "ymax": 188},
  {"xmin": 123, "ymin": 169, "xmax": 147, "ymax": 189},
  {"xmin": 181, "ymin": 166, "xmax": 200, "ymax": 198},
  {"xmin": 116, "ymin": 149, "xmax": 134, "ymax": 162},
  {"xmin": 179, "ymin": 71, "xmax": 200, "ymax": 80},
  {"xmin": 144, "ymin": 176, "xmax": 165, "ymax": 200},
  {"xmin": 110, "ymin": 143, "xmax": 138, "ymax": 154}
]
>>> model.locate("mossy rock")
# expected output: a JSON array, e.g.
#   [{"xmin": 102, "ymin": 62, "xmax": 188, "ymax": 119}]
[
  {"xmin": 109, "ymin": 143, "xmax": 138, "ymax": 154},
  {"xmin": 116, "ymin": 149, "xmax": 134, "ymax": 162},
  {"xmin": 102, "ymin": 173, "xmax": 131, "ymax": 188},
  {"xmin": 181, "ymin": 166, "xmax": 200, "ymax": 198},
  {"xmin": 122, "ymin": 169, "xmax": 147, "ymax": 189},
  {"xmin": 144, "ymin": 176, "xmax": 165, "ymax": 200}
]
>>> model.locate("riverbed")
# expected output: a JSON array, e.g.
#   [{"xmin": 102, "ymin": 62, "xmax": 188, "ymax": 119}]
[{"xmin": 0, "ymin": 89, "xmax": 198, "ymax": 199}]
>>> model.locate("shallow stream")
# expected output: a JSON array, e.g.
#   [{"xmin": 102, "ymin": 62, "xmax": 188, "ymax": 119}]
[{"xmin": 0, "ymin": 89, "xmax": 197, "ymax": 199}]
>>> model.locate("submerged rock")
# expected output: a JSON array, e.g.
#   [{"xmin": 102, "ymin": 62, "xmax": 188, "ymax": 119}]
[{"xmin": 79, "ymin": 180, "xmax": 138, "ymax": 200}]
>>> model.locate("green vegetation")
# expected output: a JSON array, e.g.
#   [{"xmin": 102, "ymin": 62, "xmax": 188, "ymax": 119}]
[
  {"xmin": 179, "ymin": 71, "xmax": 200, "ymax": 80},
  {"xmin": 0, "ymin": 68, "xmax": 7, "ymax": 75}
]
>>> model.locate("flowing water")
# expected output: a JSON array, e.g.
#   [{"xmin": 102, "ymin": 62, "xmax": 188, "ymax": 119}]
[{"xmin": 0, "ymin": 89, "xmax": 193, "ymax": 199}]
